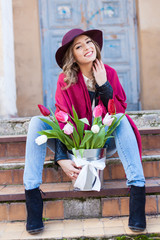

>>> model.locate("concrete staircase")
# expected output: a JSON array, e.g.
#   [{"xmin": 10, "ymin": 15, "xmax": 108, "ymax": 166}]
[{"xmin": 0, "ymin": 112, "xmax": 160, "ymax": 223}]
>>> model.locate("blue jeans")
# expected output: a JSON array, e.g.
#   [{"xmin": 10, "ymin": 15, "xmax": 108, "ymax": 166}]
[{"xmin": 23, "ymin": 114, "xmax": 145, "ymax": 190}]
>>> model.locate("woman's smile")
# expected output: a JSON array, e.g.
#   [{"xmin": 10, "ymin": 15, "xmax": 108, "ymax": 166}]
[{"xmin": 84, "ymin": 51, "xmax": 94, "ymax": 57}]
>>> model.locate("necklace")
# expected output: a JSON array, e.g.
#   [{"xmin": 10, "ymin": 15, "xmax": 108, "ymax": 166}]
[{"xmin": 83, "ymin": 74, "xmax": 95, "ymax": 92}]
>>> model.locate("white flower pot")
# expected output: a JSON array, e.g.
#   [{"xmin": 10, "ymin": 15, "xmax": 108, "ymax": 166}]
[{"xmin": 67, "ymin": 148, "xmax": 106, "ymax": 191}]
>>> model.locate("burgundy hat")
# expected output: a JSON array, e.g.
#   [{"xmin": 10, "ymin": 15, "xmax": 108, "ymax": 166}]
[{"xmin": 55, "ymin": 28, "xmax": 103, "ymax": 68}]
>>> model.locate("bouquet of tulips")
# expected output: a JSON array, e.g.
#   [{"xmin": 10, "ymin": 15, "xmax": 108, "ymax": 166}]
[{"xmin": 35, "ymin": 99, "xmax": 124, "ymax": 157}]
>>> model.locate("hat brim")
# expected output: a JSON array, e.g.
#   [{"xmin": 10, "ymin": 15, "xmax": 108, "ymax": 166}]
[{"xmin": 55, "ymin": 29, "xmax": 103, "ymax": 68}]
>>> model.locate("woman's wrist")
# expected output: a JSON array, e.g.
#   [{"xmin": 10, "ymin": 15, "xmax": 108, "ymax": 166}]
[
  {"xmin": 57, "ymin": 159, "xmax": 67, "ymax": 166},
  {"xmin": 96, "ymin": 79, "xmax": 107, "ymax": 87}
]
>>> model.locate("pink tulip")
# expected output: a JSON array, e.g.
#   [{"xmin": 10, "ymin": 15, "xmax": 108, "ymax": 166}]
[
  {"xmin": 55, "ymin": 111, "xmax": 68, "ymax": 123},
  {"xmin": 38, "ymin": 104, "xmax": 50, "ymax": 116},
  {"xmin": 63, "ymin": 123, "xmax": 73, "ymax": 135},
  {"xmin": 93, "ymin": 105, "xmax": 103, "ymax": 118},
  {"xmin": 103, "ymin": 113, "xmax": 114, "ymax": 126}
]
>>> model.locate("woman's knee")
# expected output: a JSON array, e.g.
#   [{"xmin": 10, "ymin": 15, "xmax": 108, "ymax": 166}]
[
  {"xmin": 116, "ymin": 113, "xmax": 127, "ymax": 123},
  {"xmin": 28, "ymin": 116, "xmax": 45, "ymax": 132},
  {"xmin": 30, "ymin": 116, "xmax": 41, "ymax": 125},
  {"xmin": 30, "ymin": 115, "xmax": 53, "ymax": 132},
  {"xmin": 116, "ymin": 112, "xmax": 125, "ymax": 118}
]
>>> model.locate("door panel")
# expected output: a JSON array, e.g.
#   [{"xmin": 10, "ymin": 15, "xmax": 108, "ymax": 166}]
[{"xmin": 39, "ymin": 0, "xmax": 139, "ymax": 111}]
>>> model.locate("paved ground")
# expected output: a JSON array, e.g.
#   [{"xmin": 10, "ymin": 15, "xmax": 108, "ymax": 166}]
[{"xmin": 0, "ymin": 215, "xmax": 160, "ymax": 239}]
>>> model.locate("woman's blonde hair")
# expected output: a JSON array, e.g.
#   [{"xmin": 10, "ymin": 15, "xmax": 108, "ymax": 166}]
[{"xmin": 62, "ymin": 39, "xmax": 101, "ymax": 89}]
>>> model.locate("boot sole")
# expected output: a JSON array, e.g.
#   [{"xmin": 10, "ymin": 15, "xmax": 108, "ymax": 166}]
[
  {"xmin": 128, "ymin": 225, "xmax": 145, "ymax": 232},
  {"xmin": 27, "ymin": 227, "xmax": 44, "ymax": 235}
]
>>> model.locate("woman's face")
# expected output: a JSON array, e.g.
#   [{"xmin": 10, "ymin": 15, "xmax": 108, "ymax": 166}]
[{"xmin": 72, "ymin": 35, "xmax": 97, "ymax": 66}]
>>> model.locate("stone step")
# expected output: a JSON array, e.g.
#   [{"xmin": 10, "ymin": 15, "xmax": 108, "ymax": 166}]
[
  {"xmin": 0, "ymin": 154, "xmax": 160, "ymax": 185},
  {"xmin": 0, "ymin": 128, "xmax": 160, "ymax": 163},
  {"xmin": 0, "ymin": 111, "xmax": 160, "ymax": 136},
  {"xmin": 0, "ymin": 135, "xmax": 53, "ymax": 161},
  {"xmin": 0, "ymin": 179, "xmax": 160, "ymax": 221},
  {"xmin": 0, "ymin": 128, "xmax": 160, "ymax": 185}
]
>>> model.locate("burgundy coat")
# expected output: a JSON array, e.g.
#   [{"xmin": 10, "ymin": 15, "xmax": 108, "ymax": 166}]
[{"xmin": 55, "ymin": 64, "xmax": 142, "ymax": 160}]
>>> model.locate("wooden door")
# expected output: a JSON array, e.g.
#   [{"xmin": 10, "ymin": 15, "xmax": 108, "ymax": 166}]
[{"xmin": 39, "ymin": 0, "xmax": 140, "ymax": 110}]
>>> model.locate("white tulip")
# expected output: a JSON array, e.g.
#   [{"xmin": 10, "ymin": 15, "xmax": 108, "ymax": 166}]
[
  {"xmin": 35, "ymin": 135, "xmax": 48, "ymax": 145},
  {"xmin": 91, "ymin": 125, "xmax": 100, "ymax": 133},
  {"xmin": 103, "ymin": 113, "xmax": 114, "ymax": 126}
]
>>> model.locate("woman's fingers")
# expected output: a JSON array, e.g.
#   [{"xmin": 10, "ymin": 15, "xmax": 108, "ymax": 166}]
[
  {"xmin": 70, "ymin": 172, "xmax": 78, "ymax": 180},
  {"xmin": 68, "ymin": 162, "xmax": 81, "ymax": 179},
  {"xmin": 71, "ymin": 162, "xmax": 82, "ymax": 171},
  {"xmin": 93, "ymin": 59, "xmax": 104, "ymax": 73},
  {"xmin": 58, "ymin": 159, "xmax": 81, "ymax": 180},
  {"xmin": 70, "ymin": 162, "xmax": 82, "ymax": 179},
  {"xmin": 93, "ymin": 59, "xmax": 107, "ymax": 86},
  {"xmin": 58, "ymin": 159, "xmax": 82, "ymax": 180},
  {"xmin": 94, "ymin": 59, "xmax": 100, "ymax": 71},
  {"xmin": 100, "ymin": 60, "xmax": 105, "ymax": 70}
]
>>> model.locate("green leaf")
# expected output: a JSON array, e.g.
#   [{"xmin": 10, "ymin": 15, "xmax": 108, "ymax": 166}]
[
  {"xmin": 63, "ymin": 134, "xmax": 74, "ymax": 149},
  {"xmin": 42, "ymin": 129, "xmax": 60, "ymax": 135},
  {"xmin": 73, "ymin": 127, "xmax": 80, "ymax": 148},
  {"xmin": 72, "ymin": 105, "xmax": 79, "ymax": 122},
  {"xmin": 72, "ymin": 148, "xmax": 77, "ymax": 158},
  {"xmin": 79, "ymin": 130, "xmax": 93, "ymax": 149},
  {"xmin": 66, "ymin": 122, "xmax": 80, "ymax": 148},
  {"xmin": 107, "ymin": 114, "xmax": 125, "ymax": 136},
  {"xmin": 77, "ymin": 120, "xmax": 84, "ymax": 141},
  {"xmin": 91, "ymin": 127, "xmax": 106, "ymax": 148},
  {"xmin": 37, "ymin": 130, "xmax": 55, "ymax": 138},
  {"xmin": 49, "ymin": 107, "xmax": 54, "ymax": 116},
  {"xmin": 103, "ymin": 135, "xmax": 114, "ymax": 146},
  {"xmin": 39, "ymin": 117, "xmax": 62, "ymax": 135},
  {"xmin": 49, "ymin": 107, "xmax": 59, "ymax": 125},
  {"xmin": 79, "ymin": 118, "xmax": 90, "ymax": 126},
  {"xmin": 97, "ymin": 116, "xmax": 101, "ymax": 123},
  {"xmin": 68, "ymin": 106, "xmax": 90, "ymax": 142},
  {"xmin": 92, "ymin": 117, "xmax": 97, "ymax": 125},
  {"xmin": 79, "ymin": 149, "xmax": 84, "ymax": 158},
  {"xmin": 69, "ymin": 106, "xmax": 81, "ymax": 143},
  {"xmin": 38, "ymin": 128, "xmax": 74, "ymax": 149},
  {"xmin": 39, "ymin": 117, "xmax": 55, "ymax": 129}
]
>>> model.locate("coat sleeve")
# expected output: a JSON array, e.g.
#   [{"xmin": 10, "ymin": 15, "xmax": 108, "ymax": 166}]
[{"xmin": 95, "ymin": 81, "xmax": 113, "ymax": 111}]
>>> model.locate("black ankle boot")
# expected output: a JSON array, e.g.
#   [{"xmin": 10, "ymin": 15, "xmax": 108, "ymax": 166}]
[
  {"xmin": 128, "ymin": 185, "xmax": 146, "ymax": 231},
  {"xmin": 25, "ymin": 188, "xmax": 44, "ymax": 234}
]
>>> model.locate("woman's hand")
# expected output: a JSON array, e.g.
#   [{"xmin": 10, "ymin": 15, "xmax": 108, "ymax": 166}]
[
  {"xmin": 93, "ymin": 59, "xmax": 107, "ymax": 86},
  {"xmin": 58, "ymin": 159, "xmax": 81, "ymax": 180}
]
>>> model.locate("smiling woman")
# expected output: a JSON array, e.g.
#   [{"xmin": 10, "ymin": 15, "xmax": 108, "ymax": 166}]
[{"xmin": 23, "ymin": 28, "xmax": 146, "ymax": 235}]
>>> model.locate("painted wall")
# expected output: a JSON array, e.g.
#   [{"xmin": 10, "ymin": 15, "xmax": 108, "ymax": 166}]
[
  {"xmin": 137, "ymin": 0, "xmax": 160, "ymax": 109},
  {"xmin": 0, "ymin": 0, "xmax": 17, "ymax": 118},
  {"xmin": 12, "ymin": 0, "xmax": 43, "ymax": 117}
]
